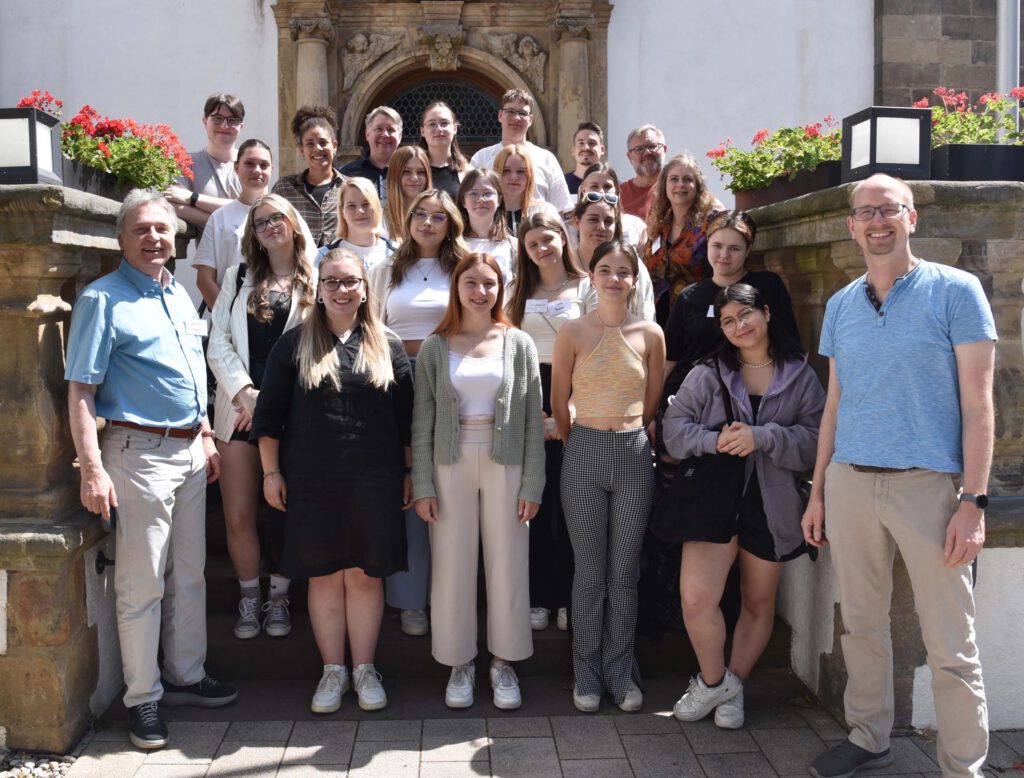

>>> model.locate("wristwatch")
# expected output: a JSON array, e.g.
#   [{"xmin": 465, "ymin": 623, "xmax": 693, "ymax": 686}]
[
  {"xmin": 959, "ymin": 492, "xmax": 989, "ymax": 509},
  {"xmin": 189, "ymin": 191, "xmax": 199, "ymax": 208}
]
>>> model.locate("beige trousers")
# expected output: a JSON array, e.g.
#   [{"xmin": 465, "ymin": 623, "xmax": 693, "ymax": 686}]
[
  {"xmin": 429, "ymin": 425, "xmax": 533, "ymax": 667},
  {"xmin": 825, "ymin": 462, "xmax": 987, "ymax": 778}
]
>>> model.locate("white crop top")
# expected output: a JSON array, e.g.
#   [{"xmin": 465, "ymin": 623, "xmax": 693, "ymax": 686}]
[
  {"xmin": 448, "ymin": 350, "xmax": 504, "ymax": 421},
  {"xmin": 466, "ymin": 237, "xmax": 515, "ymax": 283},
  {"xmin": 384, "ymin": 258, "xmax": 450, "ymax": 340},
  {"xmin": 519, "ymin": 295, "xmax": 583, "ymax": 363}
]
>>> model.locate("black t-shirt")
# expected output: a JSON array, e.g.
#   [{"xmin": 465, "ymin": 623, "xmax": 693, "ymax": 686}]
[
  {"xmin": 339, "ymin": 157, "xmax": 388, "ymax": 202},
  {"xmin": 565, "ymin": 171, "xmax": 582, "ymax": 195},
  {"xmin": 430, "ymin": 165, "xmax": 462, "ymax": 201}
]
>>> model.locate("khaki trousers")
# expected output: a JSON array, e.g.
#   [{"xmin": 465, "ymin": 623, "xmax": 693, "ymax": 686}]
[
  {"xmin": 102, "ymin": 426, "xmax": 208, "ymax": 708},
  {"xmin": 429, "ymin": 425, "xmax": 533, "ymax": 667},
  {"xmin": 825, "ymin": 462, "xmax": 987, "ymax": 778}
]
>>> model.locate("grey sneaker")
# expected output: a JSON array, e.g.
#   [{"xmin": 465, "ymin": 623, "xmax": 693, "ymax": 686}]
[
  {"xmin": 353, "ymin": 663, "xmax": 387, "ymax": 711},
  {"xmin": 673, "ymin": 670, "xmax": 742, "ymax": 721},
  {"xmin": 262, "ymin": 596, "xmax": 292, "ymax": 637},
  {"xmin": 233, "ymin": 594, "xmax": 261, "ymax": 640},
  {"xmin": 400, "ymin": 609, "xmax": 429, "ymax": 636},
  {"xmin": 809, "ymin": 740, "xmax": 894, "ymax": 778},
  {"xmin": 529, "ymin": 607, "xmax": 549, "ymax": 630}
]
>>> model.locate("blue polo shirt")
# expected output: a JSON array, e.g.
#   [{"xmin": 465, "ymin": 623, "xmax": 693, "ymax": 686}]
[
  {"xmin": 64, "ymin": 260, "xmax": 207, "ymax": 427},
  {"xmin": 819, "ymin": 260, "xmax": 996, "ymax": 473}
]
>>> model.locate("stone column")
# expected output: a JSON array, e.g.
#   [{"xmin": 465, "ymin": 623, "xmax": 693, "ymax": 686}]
[
  {"xmin": 552, "ymin": 13, "xmax": 595, "ymax": 169},
  {"xmin": 290, "ymin": 17, "xmax": 334, "ymax": 109}
]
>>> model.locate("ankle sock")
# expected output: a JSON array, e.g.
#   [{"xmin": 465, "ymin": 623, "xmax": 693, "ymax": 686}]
[
  {"xmin": 702, "ymin": 673, "xmax": 724, "ymax": 689},
  {"xmin": 269, "ymin": 574, "xmax": 290, "ymax": 598},
  {"xmin": 239, "ymin": 578, "xmax": 260, "ymax": 598}
]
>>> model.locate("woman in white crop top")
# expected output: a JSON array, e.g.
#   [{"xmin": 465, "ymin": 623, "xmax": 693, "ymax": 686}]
[
  {"xmin": 505, "ymin": 212, "xmax": 585, "ymax": 634},
  {"xmin": 412, "ymin": 253, "xmax": 544, "ymax": 711},
  {"xmin": 366, "ymin": 188, "xmax": 469, "ymax": 638}
]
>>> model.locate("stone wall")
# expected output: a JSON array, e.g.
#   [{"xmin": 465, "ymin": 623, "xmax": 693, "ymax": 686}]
[
  {"xmin": 762, "ymin": 180, "xmax": 1024, "ymax": 730},
  {"xmin": 876, "ymin": 0, "xmax": 1024, "ymax": 106}
]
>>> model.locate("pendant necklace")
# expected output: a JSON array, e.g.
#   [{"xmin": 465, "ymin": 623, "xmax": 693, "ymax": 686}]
[{"xmin": 413, "ymin": 260, "xmax": 434, "ymax": 282}]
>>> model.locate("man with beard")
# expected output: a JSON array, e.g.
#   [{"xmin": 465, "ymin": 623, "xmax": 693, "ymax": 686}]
[
  {"xmin": 620, "ymin": 124, "xmax": 667, "ymax": 221},
  {"xmin": 564, "ymin": 122, "xmax": 605, "ymax": 199}
]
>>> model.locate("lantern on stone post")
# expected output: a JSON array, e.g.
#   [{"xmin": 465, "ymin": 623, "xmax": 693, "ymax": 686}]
[
  {"xmin": 841, "ymin": 106, "xmax": 931, "ymax": 183},
  {"xmin": 0, "ymin": 107, "xmax": 63, "ymax": 186}
]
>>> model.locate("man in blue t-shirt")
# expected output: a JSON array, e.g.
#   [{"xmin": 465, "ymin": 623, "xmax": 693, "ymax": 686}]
[{"xmin": 802, "ymin": 174, "xmax": 995, "ymax": 778}]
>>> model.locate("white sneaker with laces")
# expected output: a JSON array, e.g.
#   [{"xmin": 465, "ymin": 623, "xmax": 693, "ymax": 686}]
[
  {"xmin": 310, "ymin": 664, "xmax": 349, "ymax": 714},
  {"xmin": 673, "ymin": 670, "xmax": 742, "ymax": 722},
  {"xmin": 572, "ymin": 684, "xmax": 600, "ymax": 713},
  {"xmin": 401, "ymin": 609, "xmax": 429, "ymax": 636},
  {"xmin": 714, "ymin": 688, "xmax": 745, "ymax": 729},
  {"xmin": 489, "ymin": 661, "xmax": 522, "ymax": 710},
  {"xmin": 233, "ymin": 594, "xmax": 261, "ymax": 640},
  {"xmin": 353, "ymin": 663, "xmax": 387, "ymax": 711},
  {"xmin": 529, "ymin": 607, "xmax": 549, "ymax": 630},
  {"xmin": 556, "ymin": 607, "xmax": 568, "ymax": 631},
  {"xmin": 618, "ymin": 682, "xmax": 643, "ymax": 712},
  {"xmin": 445, "ymin": 661, "xmax": 475, "ymax": 708}
]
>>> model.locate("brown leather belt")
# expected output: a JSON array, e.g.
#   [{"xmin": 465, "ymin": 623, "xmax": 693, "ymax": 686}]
[
  {"xmin": 850, "ymin": 464, "xmax": 916, "ymax": 474},
  {"xmin": 110, "ymin": 420, "xmax": 202, "ymax": 440}
]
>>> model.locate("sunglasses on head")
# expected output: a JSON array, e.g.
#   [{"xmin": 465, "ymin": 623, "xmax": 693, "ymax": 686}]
[{"xmin": 580, "ymin": 191, "xmax": 619, "ymax": 205}]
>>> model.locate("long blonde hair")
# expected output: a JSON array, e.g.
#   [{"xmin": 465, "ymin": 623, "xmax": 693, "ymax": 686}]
[
  {"xmin": 297, "ymin": 249, "xmax": 395, "ymax": 391},
  {"xmin": 494, "ymin": 144, "xmax": 540, "ymax": 211},
  {"xmin": 384, "ymin": 146, "xmax": 432, "ymax": 241},
  {"xmin": 240, "ymin": 193, "xmax": 316, "ymax": 322},
  {"xmin": 337, "ymin": 177, "xmax": 384, "ymax": 241}
]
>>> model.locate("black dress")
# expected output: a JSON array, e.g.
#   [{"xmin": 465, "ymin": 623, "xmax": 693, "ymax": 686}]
[{"xmin": 252, "ymin": 325, "xmax": 414, "ymax": 579}]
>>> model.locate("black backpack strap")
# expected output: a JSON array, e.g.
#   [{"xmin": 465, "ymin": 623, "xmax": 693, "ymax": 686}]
[
  {"xmin": 229, "ymin": 264, "xmax": 247, "ymax": 312},
  {"xmin": 713, "ymin": 357, "xmax": 735, "ymax": 427}
]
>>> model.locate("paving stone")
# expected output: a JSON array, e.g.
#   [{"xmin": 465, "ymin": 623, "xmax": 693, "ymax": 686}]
[
  {"xmin": 678, "ymin": 718, "xmax": 759, "ymax": 754},
  {"xmin": 994, "ymin": 730, "xmax": 1024, "ymax": 755},
  {"xmin": 745, "ymin": 706, "xmax": 816, "ymax": 729},
  {"xmin": 347, "ymin": 740, "xmax": 420, "ymax": 777},
  {"xmin": 560, "ymin": 758, "xmax": 635, "ymax": 777},
  {"xmin": 422, "ymin": 718, "xmax": 491, "ymax": 762},
  {"xmin": 276, "ymin": 766, "xmax": 348, "ymax": 777},
  {"xmin": 419, "ymin": 762, "xmax": 493, "ymax": 777},
  {"xmin": 798, "ymin": 708, "xmax": 849, "ymax": 742},
  {"xmin": 698, "ymin": 751, "xmax": 780, "ymax": 777},
  {"xmin": 550, "ymin": 716, "xmax": 625, "ymax": 760},
  {"xmin": 67, "ymin": 740, "xmax": 148, "ymax": 778},
  {"xmin": 751, "ymin": 727, "xmax": 826, "ymax": 776},
  {"xmin": 423, "ymin": 718, "xmax": 488, "ymax": 740},
  {"xmin": 224, "ymin": 720, "xmax": 294, "ymax": 743},
  {"xmin": 143, "ymin": 721, "xmax": 229, "ymax": 765},
  {"xmin": 621, "ymin": 733, "xmax": 703, "ymax": 777},
  {"xmin": 89, "ymin": 725, "xmax": 132, "ymax": 742},
  {"xmin": 133, "ymin": 766, "xmax": 210, "ymax": 777},
  {"xmin": 883, "ymin": 736, "xmax": 941, "ymax": 773},
  {"xmin": 486, "ymin": 716, "xmax": 552, "ymax": 738},
  {"xmin": 283, "ymin": 721, "xmax": 357, "ymax": 765},
  {"xmin": 207, "ymin": 742, "xmax": 284, "ymax": 777},
  {"xmin": 985, "ymin": 733, "xmax": 1024, "ymax": 772},
  {"xmin": 356, "ymin": 719, "xmax": 423, "ymax": 742},
  {"xmin": 612, "ymin": 712, "xmax": 680, "ymax": 735},
  {"xmin": 489, "ymin": 737, "xmax": 560, "ymax": 777}
]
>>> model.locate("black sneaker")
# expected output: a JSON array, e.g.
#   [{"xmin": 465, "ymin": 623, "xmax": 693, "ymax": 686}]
[
  {"xmin": 809, "ymin": 740, "xmax": 894, "ymax": 778},
  {"xmin": 128, "ymin": 701, "xmax": 168, "ymax": 750},
  {"xmin": 161, "ymin": 675, "xmax": 238, "ymax": 708}
]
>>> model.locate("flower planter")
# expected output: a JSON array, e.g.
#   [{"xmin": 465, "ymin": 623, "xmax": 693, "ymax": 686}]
[
  {"xmin": 930, "ymin": 144, "xmax": 1024, "ymax": 183},
  {"xmin": 734, "ymin": 160, "xmax": 842, "ymax": 210},
  {"xmin": 61, "ymin": 158, "xmax": 132, "ymax": 201}
]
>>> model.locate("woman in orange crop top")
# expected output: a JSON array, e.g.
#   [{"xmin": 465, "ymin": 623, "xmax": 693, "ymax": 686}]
[{"xmin": 550, "ymin": 239, "xmax": 665, "ymax": 713}]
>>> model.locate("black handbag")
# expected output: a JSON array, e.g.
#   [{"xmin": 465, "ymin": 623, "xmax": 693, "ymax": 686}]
[{"xmin": 649, "ymin": 359, "xmax": 747, "ymax": 544}]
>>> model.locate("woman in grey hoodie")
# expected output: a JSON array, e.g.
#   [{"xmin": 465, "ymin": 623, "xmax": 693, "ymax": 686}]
[{"xmin": 662, "ymin": 283, "xmax": 825, "ymax": 730}]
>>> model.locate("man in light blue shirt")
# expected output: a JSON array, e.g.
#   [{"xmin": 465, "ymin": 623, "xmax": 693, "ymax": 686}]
[
  {"xmin": 66, "ymin": 191, "xmax": 237, "ymax": 751},
  {"xmin": 802, "ymin": 175, "xmax": 995, "ymax": 778}
]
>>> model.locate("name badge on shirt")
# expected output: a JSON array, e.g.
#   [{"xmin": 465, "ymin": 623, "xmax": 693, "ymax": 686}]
[
  {"xmin": 526, "ymin": 299, "xmax": 549, "ymax": 314},
  {"xmin": 185, "ymin": 319, "xmax": 209, "ymax": 337},
  {"xmin": 547, "ymin": 299, "xmax": 571, "ymax": 316},
  {"xmin": 707, "ymin": 304, "xmax": 715, "ymax": 318}
]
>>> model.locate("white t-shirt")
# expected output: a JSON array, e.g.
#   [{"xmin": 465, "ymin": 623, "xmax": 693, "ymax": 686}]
[
  {"xmin": 470, "ymin": 141, "xmax": 574, "ymax": 213},
  {"xmin": 193, "ymin": 199, "xmax": 250, "ymax": 285},
  {"xmin": 466, "ymin": 236, "xmax": 516, "ymax": 283},
  {"xmin": 517, "ymin": 283, "xmax": 584, "ymax": 364},
  {"xmin": 379, "ymin": 258, "xmax": 450, "ymax": 341},
  {"xmin": 316, "ymin": 237, "xmax": 394, "ymax": 274}
]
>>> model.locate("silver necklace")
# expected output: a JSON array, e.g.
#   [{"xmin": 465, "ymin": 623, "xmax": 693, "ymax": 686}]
[
  {"xmin": 740, "ymin": 358, "xmax": 774, "ymax": 369},
  {"xmin": 539, "ymin": 277, "xmax": 569, "ymax": 293},
  {"xmin": 413, "ymin": 259, "xmax": 434, "ymax": 282}
]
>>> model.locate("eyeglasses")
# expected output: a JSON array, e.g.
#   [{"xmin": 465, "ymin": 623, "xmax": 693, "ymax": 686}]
[
  {"xmin": 411, "ymin": 209, "xmax": 449, "ymax": 226},
  {"xmin": 207, "ymin": 115, "xmax": 242, "ymax": 128},
  {"xmin": 320, "ymin": 276, "xmax": 364, "ymax": 292},
  {"xmin": 501, "ymin": 108, "xmax": 531, "ymax": 119},
  {"xmin": 628, "ymin": 142, "xmax": 665, "ymax": 155},
  {"xmin": 580, "ymin": 191, "xmax": 620, "ymax": 205},
  {"xmin": 850, "ymin": 203, "xmax": 910, "ymax": 221},
  {"xmin": 253, "ymin": 212, "xmax": 286, "ymax": 234},
  {"xmin": 424, "ymin": 120, "xmax": 454, "ymax": 131},
  {"xmin": 720, "ymin": 307, "xmax": 761, "ymax": 334},
  {"xmin": 466, "ymin": 189, "xmax": 498, "ymax": 201}
]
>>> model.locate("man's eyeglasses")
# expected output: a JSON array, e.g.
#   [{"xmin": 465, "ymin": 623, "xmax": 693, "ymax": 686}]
[
  {"xmin": 580, "ymin": 191, "xmax": 619, "ymax": 205},
  {"xmin": 253, "ymin": 212, "xmax": 286, "ymax": 234},
  {"xmin": 850, "ymin": 203, "xmax": 910, "ymax": 222},
  {"xmin": 501, "ymin": 108, "xmax": 531, "ymax": 119},
  {"xmin": 411, "ymin": 209, "xmax": 449, "ymax": 226},
  {"xmin": 207, "ymin": 115, "xmax": 243, "ymax": 128},
  {"xmin": 320, "ymin": 276, "xmax": 364, "ymax": 292},
  {"xmin": 628, "ymin": 142, "xmax": 665, "ymax": 156}
]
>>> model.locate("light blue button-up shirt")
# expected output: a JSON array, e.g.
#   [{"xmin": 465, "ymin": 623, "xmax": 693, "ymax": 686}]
[{"xmin": 65, "ymin": 260, "xmax": 207, "ymax": 427}]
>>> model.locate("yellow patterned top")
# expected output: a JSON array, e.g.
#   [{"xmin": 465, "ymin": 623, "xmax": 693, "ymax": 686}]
[{"xmin": 572, "ymin": 326, "xmax": 646, "ymax": 418}]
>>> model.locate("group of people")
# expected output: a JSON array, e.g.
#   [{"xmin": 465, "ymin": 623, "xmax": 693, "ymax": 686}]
[{"xmin": 65, "ymin": 89, "xmax": 995, "ymax": 778}]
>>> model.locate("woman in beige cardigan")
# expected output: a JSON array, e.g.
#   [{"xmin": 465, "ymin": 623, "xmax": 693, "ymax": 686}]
[{"xmin": 207, "ymin": 193, "xmax": 317, "ymax": 641}]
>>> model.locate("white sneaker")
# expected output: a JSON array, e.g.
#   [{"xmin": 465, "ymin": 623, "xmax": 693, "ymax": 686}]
[
  {"xmin": 490, "ymin": 661, "xmax": 522, "ymax": 710},
  {"xmin": 556, "ymin": 607, "xmax": 568, "ymax": 631},
  {"xmin": 618, "ymin": 682, "xmax": 643, "ymax": 712},
  {"xmin": 529, "ymin": 607, "xmax": 549, "ymax": 630},
  {"xmin": 572, "ymin": 685, "xmax": 600, "ymax": 713},
  {"xmin": 445, "ymin": 661, "xmax": 475, "ymax": 708},
  {"xmin": 401, "ymin": 609, "xmax": 429, "ymax": 636},
  {"xmin": 233, "ymin": 594, "xmax": 261, "ymax": 640},
  {"xmin": 353, "ymin": 663, "xmax": 387, "ymax": 711},
  {"xmin": 310, "ymin": 665, "xmax": 349, "ymax": 714},
  {"xmin": 714, "ymin": 688, "xmax": 744, "ymax": 729},
  {"xmin": 673, "ymin": 670, "xmax": 742, "ymax": 722}
]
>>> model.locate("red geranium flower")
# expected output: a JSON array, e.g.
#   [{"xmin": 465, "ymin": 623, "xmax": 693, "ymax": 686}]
[
  {"xmin": 912, "ymin": 97, "xmax": 930, "ymax": 108},
  {"xmin": 751, "ymin": 128, "xmax": 770, "ymax": 145}
]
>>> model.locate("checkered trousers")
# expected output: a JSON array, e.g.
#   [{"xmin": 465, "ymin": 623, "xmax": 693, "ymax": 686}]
[{"xmin": 560, "ymin": 424, "xmax": 654, "ymax": 703}]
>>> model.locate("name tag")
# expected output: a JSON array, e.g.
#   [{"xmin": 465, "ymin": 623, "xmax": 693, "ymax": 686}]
[
  {"xmin": 547, "ymin": 299, "xmax": 571, "ymax": 316},
  {"xmin": 707, "ymin": 304, "xmax": 715, "ymax": 318},
  {"xmin": 526, "ymin": 299, "xmax": 549, "ymax": 314},
  {"xmin": 651, "ymin": 236, "xmax": 662, "ymax": 254},
  {"xmin": 185, "ymin": 319, "xmax": 209, "ymax": 337}
]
